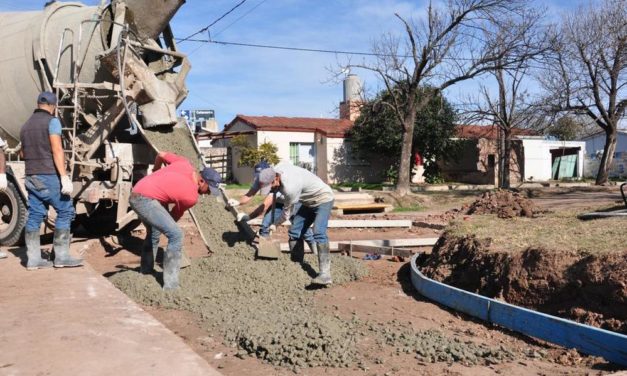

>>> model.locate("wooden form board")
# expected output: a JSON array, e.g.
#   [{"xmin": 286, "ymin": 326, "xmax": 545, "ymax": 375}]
[
  {"xmin": 333, "ymin": 203, "xmax": 393, "ymax": 215},
  {"xmin": 279, "ymin": 238, "xmax": 439, "ymax": 252},
  {"xmin": 248, "ymin": 219, "xmax": 412, "ymax": 228}
]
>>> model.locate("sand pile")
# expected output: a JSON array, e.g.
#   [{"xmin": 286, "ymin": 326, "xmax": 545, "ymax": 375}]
[{"xmin": 466, "ymin": 190, "xmax": 536, "ymax": 218}]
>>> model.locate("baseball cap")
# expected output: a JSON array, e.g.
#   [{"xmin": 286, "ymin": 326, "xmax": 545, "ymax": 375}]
[
  {"xmin": 37, "ymin": 91, "xmax": 57, "ymax": 105},
  {"xmin": 257, "ymin": 167, "xmax": 276, "ymax": 195},
  {"xmin": 200, "ymin": 167, "xmax": 222, "ymax": 196},
  {"xmin": 254, "ymin": 160, "xmax": 271, "ymax": 176}
]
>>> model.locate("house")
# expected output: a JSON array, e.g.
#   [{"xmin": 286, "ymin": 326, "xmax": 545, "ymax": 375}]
[
  {"xmin": 217, "ymin": 115, "xmax": 391, "ymax": 184},
  {"xmin": 213, "ymin": 74, "xmax": 392, "ymax": 184},
  {"xmin": 579, "ymin": 129, "xmax": 627, "ymax": 178},
  {"xmin": 440, "ymin": 125, "xmax": 586, "ymax": 185}
]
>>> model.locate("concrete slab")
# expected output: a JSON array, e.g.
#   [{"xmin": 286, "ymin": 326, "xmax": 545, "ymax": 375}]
[{"xmin": 0, "ymin": 246, "xmax": 221, "ymax": 376}]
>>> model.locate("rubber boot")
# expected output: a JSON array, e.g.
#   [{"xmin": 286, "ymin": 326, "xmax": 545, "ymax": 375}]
[
  {"xmin": 162, "ymin": 250, "xmax": 182, "ymax": 291},
  {"xmin": 140, "ymin": 239, "xmax": 157, "ymax": 274},
  {"xmin": 289, "ymin": 239, "xmax": 305, "ymax": 263},
  {"xmin": 52, "ymin": 229, "xmax": 83, "ymax": 268},
  {"xmin": 306, "ymin": 240, "xmax": 318, "ymax": 255},
  {"xmin": 311, "ymin": 242, "xmax": 332, "ymax": 285},
  {"xmin": 25, "ymin": 230, "xmax": 53, "ymax": 270},
  {"xmin": 0, "ymin": 250, "xmax": 7, "ymax": 259}
]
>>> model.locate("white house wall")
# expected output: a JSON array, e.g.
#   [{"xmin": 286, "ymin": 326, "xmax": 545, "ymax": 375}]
[
  {"xmin": 521, "ymin": 139, "xmax": 585, "ymax": 181},
  {"xmin": 257, "ymin": 131, "xmax": 316, "ymax": 164},
  {"xmin": 324, "ymin": 137, "xmax": 390, "ymax": 183}
]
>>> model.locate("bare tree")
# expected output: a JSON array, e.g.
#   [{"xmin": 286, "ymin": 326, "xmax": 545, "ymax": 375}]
[
  {"xmin": 539, "ymin": 0, "xmax": 626, "ymax": 185},
  {"xmin": 347, "ymin": 0, "xmax": 542, "ymax": 195}
]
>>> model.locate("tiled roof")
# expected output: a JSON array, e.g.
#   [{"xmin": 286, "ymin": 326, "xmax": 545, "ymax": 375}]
[
  {"xmin": 225, "ymin": 115, "xmax": 354, "ymax": 138},
  {"xmin": 455, "ymin": 125, "xmax": 537, "ymax": 140}
]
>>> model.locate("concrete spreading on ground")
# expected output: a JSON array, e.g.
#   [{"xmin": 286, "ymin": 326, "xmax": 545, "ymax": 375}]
[
  {"xmin": 366, "ymin": 319, "xmax": 519, "ymax": 366},
  {"xmin": 110, "ymin": 127, "xmax": 521, "ymax": 369}
]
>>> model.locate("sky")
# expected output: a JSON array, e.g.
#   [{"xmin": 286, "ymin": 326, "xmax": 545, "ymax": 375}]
[{"xmin": 0, "ymin": 0, "xmax": 589, "ymax": 130}]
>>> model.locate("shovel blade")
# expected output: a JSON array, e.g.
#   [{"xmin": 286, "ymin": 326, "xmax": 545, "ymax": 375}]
[{"xmin": 257, "ymin": 237, "xmax": 281, "ymax": 259}]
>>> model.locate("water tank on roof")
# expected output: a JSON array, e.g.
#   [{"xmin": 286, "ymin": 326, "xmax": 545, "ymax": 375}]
[{"xmin": 343, "ymin": 74, "xmax": 362, "ymax": 102}]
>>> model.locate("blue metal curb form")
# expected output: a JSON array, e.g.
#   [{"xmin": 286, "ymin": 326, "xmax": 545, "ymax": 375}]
[{"xmin": 409, "ymin": 254, "xmax": 627, "ymax": 367}]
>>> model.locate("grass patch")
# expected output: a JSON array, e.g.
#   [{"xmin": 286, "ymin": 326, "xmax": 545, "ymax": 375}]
[
  {"xmin": 447, "ymin": 210, "xmax": 627, "ymax": 254},
  {"xmin": 331, "ymin": 182, "xmax": 384, "ymax": 191},
  {"xmin": 393, "ymin": 205, "xmax": 424, "ymax": 213},
  {"xmin": 225, "ymin": 183, "xmax": 250, "ymax": 189}
]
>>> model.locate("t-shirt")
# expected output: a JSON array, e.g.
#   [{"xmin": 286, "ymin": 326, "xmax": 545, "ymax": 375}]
[
  {"xmin": 133, "ymin": 153, "xmax": 199, "ymax": 220},
  {"xmin": 274, "ymin": 163, "xmax": 333, "ymax": 222},
  {"xmin": 48, "ymin": 118, "xmax": 62, "ymax": 136}
]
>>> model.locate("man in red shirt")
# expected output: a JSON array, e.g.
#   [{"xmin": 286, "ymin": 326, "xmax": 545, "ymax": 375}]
[{"xmin": 130, "ymin": 151, "xmax": 221, "ymax": 290}]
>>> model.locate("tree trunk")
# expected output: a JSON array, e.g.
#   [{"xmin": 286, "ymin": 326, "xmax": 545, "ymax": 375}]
[
  {"xmin": 396, "ymin": 113, "xmax": 417, "ymax": 196},
  {"xmin": 501, "ymin": 129, "xmax": 512, "ymax": 189},
  {"xmin": 596, "ymin": 127, "xmax": 617, "ymax": 185}
]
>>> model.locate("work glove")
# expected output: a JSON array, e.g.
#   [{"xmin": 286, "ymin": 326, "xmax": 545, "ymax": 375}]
[
  {"xmin": 60, "ymin": 175, "xmax": 73, "ymax": 196},
  {"xmin": 0, "ymin": 174, "xmax": 6, "ymax": 192},
  {"xmin": 227, "ymin": 198, "xmax": 240, "ymax": 208},
  {"xmin": 236, "ymin": 212, "xmax": 250, "ymax": 222}
]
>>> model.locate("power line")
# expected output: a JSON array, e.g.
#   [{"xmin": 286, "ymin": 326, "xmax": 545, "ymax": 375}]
[
  {"xmin": 213, "ymin": 0, "xmax": 269, "ymax": 38},
  {"xmin": 181, "ymin": 38, "xmax": 401, "ymax": 57},
  {"xmin": 178, "ymin": 0, "xmax": 248, "ymax": 43}
]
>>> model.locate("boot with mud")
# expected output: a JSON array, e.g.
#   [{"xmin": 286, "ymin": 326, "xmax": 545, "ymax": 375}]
[
  {"xmin": 25, "ymin": 230, "xmax": 53, "ymax": 270},
  {"xmin": 306, "ymin": 240, "xmax": 318, "ymax": 255},
  {"xmin": 140, "ymin": 239, "xmax": 158, "ymax": 274},
  {"xmin": 52, "ymin": 229, "xmax": 83, "ymax": 268},
  {"xmin": 162, "ymin": 250, "xmax": 182, "ymax": 291},
  {"xmin": 289, "ymin": 239, "xmax": 305, "ymax": 263},
  {"xmin": 311, "ymin": 242, "xmax": 332, "ymax": 285}
]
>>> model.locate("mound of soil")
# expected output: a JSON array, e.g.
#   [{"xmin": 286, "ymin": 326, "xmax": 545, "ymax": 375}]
[
  {"xmin": 419, "ymin": 233, "xmax": 627, "ymax": 333},
  {"xmin": 466, "ymin": 190, "xmax": 536, "ymax": 218}
]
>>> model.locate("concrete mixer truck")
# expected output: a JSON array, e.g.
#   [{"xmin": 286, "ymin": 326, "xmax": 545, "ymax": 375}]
[{"xmin": 0, "ymin": 0, "xmax": 194, "ymax": 245}]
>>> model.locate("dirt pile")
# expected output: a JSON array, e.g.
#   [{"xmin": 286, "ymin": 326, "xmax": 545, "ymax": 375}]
[
  {"xmin": 114, "ymin": 127, "xmax": 370, "ymax": 369},
  {"xmin": 466, "ymin": 190, "xmax": 536, "ymax": 218},
  {"xmin": 419, "ymin": 233, "xmax": 627, "ymax": 333}
]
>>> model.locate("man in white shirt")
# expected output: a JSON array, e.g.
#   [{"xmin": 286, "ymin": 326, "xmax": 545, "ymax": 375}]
[{"xmin": 253, "ymin": 163, "xmax": 335, "ymax": 285}]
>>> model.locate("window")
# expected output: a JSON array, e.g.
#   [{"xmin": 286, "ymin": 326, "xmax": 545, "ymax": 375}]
[{"xmin": 289, "ymin": 142, "xmax": 316, "ymax": 172}]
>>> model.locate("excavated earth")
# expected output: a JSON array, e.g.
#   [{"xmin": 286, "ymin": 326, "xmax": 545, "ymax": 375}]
[
  {"xmin": 466, "ymin": 190, "xmax": 537, "ymax": 218},
  {"xmin": 419, "ymin": 234, "xmax": 627, "ymax": 333},
  {"xmin": 107, "ymin": 127, "xmax": 524, "ymax": 371},
  {"xmin": 420, "ymin": 190, "xmax": 627, "ymax": 334}
]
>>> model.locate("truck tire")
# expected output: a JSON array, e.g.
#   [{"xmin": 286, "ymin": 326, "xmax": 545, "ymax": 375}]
[{"xmin": 0, "ymin": 180, "xmax": 27, "ymax": 246}]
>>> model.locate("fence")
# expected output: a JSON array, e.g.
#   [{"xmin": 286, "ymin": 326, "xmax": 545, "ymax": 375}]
[{"xmin": 202, "ymin": 147, "xmax": 231, "ymax": 180}]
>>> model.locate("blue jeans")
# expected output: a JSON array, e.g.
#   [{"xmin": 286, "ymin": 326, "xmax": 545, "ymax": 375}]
[
  {"xmin": 129, "ymin": 195, "xmax": 183, "ymax": 256},
  {"xmin": 25, "ymin": 174, "xmax": 75, "ymax": 231},
  {"xmin": 261, "ymin": 202, "xmax": 314, "ymax": 242},
  {"xmin": 288, "ymin": 200, "xmax": 334, "ymax": 244}
]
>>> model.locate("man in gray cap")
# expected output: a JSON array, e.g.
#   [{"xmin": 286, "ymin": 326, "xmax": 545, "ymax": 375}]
[
  {"xmin": 130, "ymin": 151, "xmax": 221, "ymax": 290},
  {"xmin": 20, "ymin": 92, "xmax": 81, "ymax": 270},
  {"xmin": 245, "ymin": 163, "xmax": 334, "ymax": 285}
]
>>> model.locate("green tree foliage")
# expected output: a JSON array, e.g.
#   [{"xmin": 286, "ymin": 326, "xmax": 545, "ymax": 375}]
[
  {"xmin": 350, "ymin": 88, "xmax": 459, "ymax": 181},
  {"xmin": 547, "ymin": 115, "xmax": 585, "ymax": 141},
  {"xmin": 231, "ymin": 135, "xmax": 280, "ymax": 167}
]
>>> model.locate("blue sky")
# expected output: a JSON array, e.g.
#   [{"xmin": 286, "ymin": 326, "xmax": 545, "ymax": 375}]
[{"xmin": 1, "ymin": 0, "xmax": 586, "ymax": 129}]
